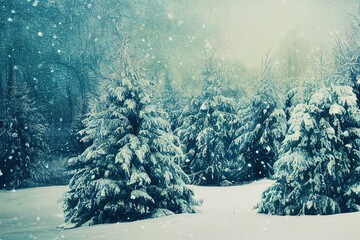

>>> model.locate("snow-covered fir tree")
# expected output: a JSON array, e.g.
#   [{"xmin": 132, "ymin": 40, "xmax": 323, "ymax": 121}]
[
  {"xmin": 175, "ymin": 64, "xmax": 238, "ymax": 185},
  {"xmin": 258, "ymin": 86, "xmax": 360, "ymax": 215},
  {"xmin": 0, "ymin": 82, "xmax": 49, "ymax": 189},
  {"xmin": 229, "ymin": 57, "xmax": 287, "ymax": 182},
  {"xmin": 160, "ymin": 69, "xmax": 184, "ymax": 130},
  {"xmin": 63, "ymin": 55, "xmax": 198, "ymax": 227},
  {"xmin": 229, "ymin": 93, "xmax": 287, "ymax": 182}
]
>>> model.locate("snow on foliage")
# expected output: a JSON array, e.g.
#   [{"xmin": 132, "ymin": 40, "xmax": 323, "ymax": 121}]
[
  {"xmin": 175, "ymin": 67, "xmax": 238, "ymax": 185},
  {"xmin": 0, "ymin": 82, "xmax": 49, "ymax": 189},
  {"xmin": 63, "ymin": 54, "xmax": 198, "ymax": 228},
  {"xmin": 229, "ymin": 93, "xmax": 287, "ymax": 182},
  {"xmin": 159, "ymin": 70, "xmax": 187, "ymax": 130},
  {"xmin": 258, "ymin": 86, "xmax": 360, "ymax": 215}
]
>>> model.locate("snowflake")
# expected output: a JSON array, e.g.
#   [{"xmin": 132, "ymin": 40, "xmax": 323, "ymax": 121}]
[
  {"xmin": 167, "ymin": 13, "xmax": 174, "ymax": 20},
  {"xmin": 33, "ymin": 0, "xmax": 39, "ymax": 7}
]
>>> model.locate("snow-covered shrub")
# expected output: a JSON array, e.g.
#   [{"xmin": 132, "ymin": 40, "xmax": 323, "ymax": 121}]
[
  {"xmin": 63, "ymin": 56, "xmax": 198, "ymax": 227},
  {"xmin": 258, "ymin": 86, "xmax": 360, "ymax": 215}
]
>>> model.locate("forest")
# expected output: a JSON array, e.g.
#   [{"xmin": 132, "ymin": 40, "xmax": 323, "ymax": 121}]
[{"xmin": 0, "ymin": 0, "xmax": 359, "ymax": 235}]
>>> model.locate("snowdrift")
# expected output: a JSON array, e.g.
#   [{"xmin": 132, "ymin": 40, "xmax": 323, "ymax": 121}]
[{"xmin": 0, "ymin": 180, "xmax": 359, "ymax": 240}]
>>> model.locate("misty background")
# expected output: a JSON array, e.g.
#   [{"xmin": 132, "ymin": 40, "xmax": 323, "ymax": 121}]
[
  {"xmin": 203, "ymin": 0, "xmax": 357, "ymax": 67},
  {"xmin": 0, "ymin": 0, "xmax": 359, "ymax": 187},
  {"xmin": 125, "ymin": 0, "xmax": 359, "ymax": 92}
]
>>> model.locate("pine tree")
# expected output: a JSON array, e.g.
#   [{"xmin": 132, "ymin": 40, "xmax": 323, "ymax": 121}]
[
  {"xmin": 229, "ymin": 54, "xmax": 287, "ymax": 183},
  {"xmin": 229, "ymin": 92, "xmax": 287, "ymax": 182},
  {"xmin": 63, "ymin": 57, "xmax": 198, "ymax": 227},
  {"xmin": 160, "ymin": 69, "xmax": 184, "ymax": 130},
  {"xmin": 0, "ymin": 82, "xmax": 49, "ymax": 189},
  {"xmin": 175, "ymin": 64, "xmax": 238, "ymax": 185},
  {"xmin": 258, "ymin": 86, "xmax": 360, "ymax": 215}
]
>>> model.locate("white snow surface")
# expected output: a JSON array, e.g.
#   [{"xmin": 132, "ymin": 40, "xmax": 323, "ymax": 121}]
[{"xmin": 0, "ymin": 180, "xmax": 359, "ymax": 240}]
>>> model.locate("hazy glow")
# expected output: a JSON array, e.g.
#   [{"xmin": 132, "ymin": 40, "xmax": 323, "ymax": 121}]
[{"xmin": 194, "ymin": 0, "xmax": 358, "ymax": 67}]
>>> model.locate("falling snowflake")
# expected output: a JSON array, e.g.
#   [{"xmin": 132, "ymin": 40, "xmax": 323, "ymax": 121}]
[
  {"xmin": 205, "ymin": 41, "xmax": 213, "ymax": 50},
  {"xmin": 33, "ymin": 0, "xmax": 39, "ymax": 7},
  {"xmin": 167, "ymin": 13, "xmax": 174, "ymax": 20}
]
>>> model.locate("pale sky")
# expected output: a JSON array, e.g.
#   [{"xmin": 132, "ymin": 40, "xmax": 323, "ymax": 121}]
[{"xmin": 195, "ymin": 0, "xmax": 358, "ymax": 67}]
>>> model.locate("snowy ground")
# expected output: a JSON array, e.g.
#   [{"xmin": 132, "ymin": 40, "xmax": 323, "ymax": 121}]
[{"xmin": 0, "ymin": 180, "xmax": 359, "ymax": 240}]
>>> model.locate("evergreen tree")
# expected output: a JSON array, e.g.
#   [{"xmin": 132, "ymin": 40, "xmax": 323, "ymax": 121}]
[
  {"xmin": 175, "ymin": 65, "xmax": 238, "ymax": 185},
  {"xmin": 229, "ymin": 54, "xmax": 287, "ymax": 182},
  {"xmin": 63, "ymin": 56, "xmax": 198, "ymax": 227},
  {"xmin": 258, "ymin": 86, "xmax": 360, "ymax": 215},
  {"xmin": 160, "ymin": 69, "xmax": 184, "ymax": 130},
  {"xmin": 0, "ymin": 82, "xmax": 49, "ymax": 189},
  {"xmin": 334, "ymin": 15, "xmax": 360, "ymax": 104},
  {"xmin": 229, "ymin": 87, "xmax": 287, "ymax": 182}
]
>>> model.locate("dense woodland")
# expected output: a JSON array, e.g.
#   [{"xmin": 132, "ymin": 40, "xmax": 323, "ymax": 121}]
[{"xmin": 0, "ymin": 0, "xmax": 359, "ymax": 227}]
